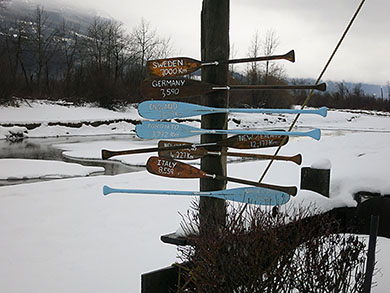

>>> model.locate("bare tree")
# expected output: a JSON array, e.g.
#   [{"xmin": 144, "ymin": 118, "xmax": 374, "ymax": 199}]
[
  {"xmin": 56, "ymin": 20, "xmax": 82, "ymax": 97},
  {"xmin": 80, "ymin": 17, "xmax": 134, "ymax": 105},
  {"xmin": 1, "ymin": 16, "xmax": 32, "ymax": 94},
  {"xmin": 106, "ymin": 20, "xmax": 132, "ymax": 84},
  {"xmin": 245, "ymin": 30, "xmax": 261, "ymax": 85},
  {"xmin": 262, "ymin": 29, "xmax": 285, "ymax": 84},
  {"xmin": 27, "ymin": 6, "xmax": 59, "ymax": 94},
  {"xmin": 130, "ymin": 18, "xmax": 173, "ymax": 73}
]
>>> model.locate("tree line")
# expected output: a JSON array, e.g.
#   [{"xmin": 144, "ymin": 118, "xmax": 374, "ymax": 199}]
[
  {"xmin": 288, "ymin": 80, "xmax": 390, "ymax": 112},
  {"xmin": 0, "ymin": 6, "xmax": 172, "ymax": 107}
]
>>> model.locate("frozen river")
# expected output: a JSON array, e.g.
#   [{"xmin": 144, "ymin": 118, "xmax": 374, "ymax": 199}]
[{"xmin": 0, "ymin": 135, "xmax": 144, "ymax": 186}]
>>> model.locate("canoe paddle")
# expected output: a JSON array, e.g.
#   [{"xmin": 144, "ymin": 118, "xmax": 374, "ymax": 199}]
[
  {"xmin": 147, "ymin": 50, "xmax": 295, "ymax": 77},
  {"xmin": 146, "ymin": 156, "xmax": 297, "ymax": 196},
  {"xmin": 140, "ymin": 77, "xmax": 326, "ymax": 99},
  {"xmin": 157, "ymin": 141, "xmax": 302, "ymax": 165},
  {"xmin": 138, "ymin": 100, "xmax": 328, "ymax": 120},
  {"xmin": 136, "ymin": 121, "xmax": 321, "ymax": 140},
  {"xmin": 101, "ymin": 132, "xmax": 289, "ymax": 160},
  {"xmin": 103, "ymin": 185, "xmax": 291, "ymax": 206}
]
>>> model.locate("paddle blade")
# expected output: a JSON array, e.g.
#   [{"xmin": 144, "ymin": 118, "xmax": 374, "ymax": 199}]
[
  {"xmin": 146, "ymin": 57, "xmax": 202, "ymax": 77},
  {"xmin": 146, "ymin": 156, "xmax": 209, "ymax": 179},
  {"xmin": 140, "ymin": 77, "xmax": 213, "ymax": 99},
  {"xmin": 213, "ymin": 187, "xmax": 290, "ymax": 206},
  {"xmin": 221, "ymin": 133, "xmax": 289, "ymax": 149}
]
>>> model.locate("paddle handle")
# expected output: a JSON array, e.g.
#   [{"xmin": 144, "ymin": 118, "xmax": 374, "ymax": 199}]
[
  {"xmin": 103, "ymin": 185, "xmax": 197, "ymax": 196},
  {"xmin": 230, "ymin": 83, "xmax": 326, "ymax": 92},
  {"xmin": 225, "ymin": 152, "xmax": 302, "ymax": 165},
  {"xmin": 101, "ymin": 147, "xmax": 161, "ymax": 159},
  {"xmin": 218, "ymin": 50, "xmax": 295, "ymax": 65},
  {"xmin": 199, "ymin": 128, "xmax": 321, "ymax": 141},
  {"xmin": 227, "ymin": 106, "xmax": 327, "ymax": 117},
  {"xmin": 215, "ymin": 175, "xmax": 297, "ymax": 196}
]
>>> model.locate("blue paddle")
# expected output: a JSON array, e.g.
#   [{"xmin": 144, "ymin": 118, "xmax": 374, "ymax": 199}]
[
  {"xmin": 103, "ymin": 185, "xmax": 290, "ymax": 206},
  {"xmin": 138, "ymin": 100, "xmax": 327, "ymax": 120},
  {"xmin": 135, "ymin": 121, "xmax": 321, "ymax": 140}
]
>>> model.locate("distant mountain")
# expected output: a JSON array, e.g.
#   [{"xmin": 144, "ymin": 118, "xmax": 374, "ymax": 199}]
[
  {"xmin": 289, "ymin": 78, "xmax": 386, "ymax": 98},
  {"xmin": 0, "ymin": 0, "xmax": 107, "ymax": 34},
  {"xmin": 325, "ymin": 80, "xmax": 385, "ymax": 98}
]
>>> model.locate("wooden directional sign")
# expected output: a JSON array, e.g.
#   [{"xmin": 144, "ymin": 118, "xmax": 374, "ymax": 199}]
[
  {"xmin": 157, "ymin": 134, "xmax": 288, "ymax": 151},
  {"xmin": 157, "ymin": 141, "xmax": 302, "ymax": 165},
  {"xmin": 136, "ymin": 121, "xmax": 321, "ymax": 140},
  {"xmin": 140, "ymin": 77, "xmax": 327, "ymax": 99},
  {"xmin": 147, "ymin": 57, "xmax": 201, "ymax": 77},
  {"xmin": 138, "ymin": 100, "xmax": 327, "ymax": 120},
  {"xmin": 103, "ymin": 185, "xmax": 291, "ymax": 206},
  {"xmin": 146, "ymin": 156, "xmax": 297, "ymax": 195},
  {"xmin": 147, "ymin": 50, "xmax": 295, "ymax": 77},
  {"xmin": 101, "ymin": 133, "xmax": 289, "ymax": 160}
]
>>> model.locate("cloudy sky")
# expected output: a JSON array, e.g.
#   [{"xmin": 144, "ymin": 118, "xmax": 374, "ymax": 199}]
[{"xmin": 32, "ymin": 0, "xmax": 390, "ymax": 85}]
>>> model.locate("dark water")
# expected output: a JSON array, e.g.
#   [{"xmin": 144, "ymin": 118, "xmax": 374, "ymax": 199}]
[{"xmin": 0, "ymin": 135, "xmax": 144, "ymax": 186}]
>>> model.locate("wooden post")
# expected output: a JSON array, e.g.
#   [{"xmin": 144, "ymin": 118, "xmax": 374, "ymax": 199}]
[
  {"xmin": 199, "ymin": 0, "xmax": 230, "ymax": 229},
  {"xmin": 363, "ymin": 215, "xmax": 379, "ymax": 293},
  {"xmin": 300, "ymin": 165, "xmax": 331, "ymax": 197},
  {"xmin": 141, "ymin": 265, "xmax": 178, "ymax": 293}
]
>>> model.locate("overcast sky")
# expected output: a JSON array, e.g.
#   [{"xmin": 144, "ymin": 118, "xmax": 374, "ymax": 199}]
[{"xmin": 35, "ymin": 0, "xmax": 390, "ymax": 85}]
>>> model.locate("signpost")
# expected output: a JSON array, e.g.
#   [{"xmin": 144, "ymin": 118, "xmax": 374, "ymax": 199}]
[
  {"xmin": 135, "ymin": 121, "xmax": 321, "ymax": 140},
  {"xmin": 138, "ymin": 100, "xmax": 327, "ymax": 120},
  {"xmin": 101, "ymin": 133, "xmax": 290, "ymax": 160},
  {"xmin": 145, "ymin": 156, "xmax": 297, "ymax": 196},
  {"xmin": 103, "ymin": 185, "xmax": 291, "ymax": 206},
  {"xmin": 157, "ymin": 145, "xmax": 302, "ymax": 165}
]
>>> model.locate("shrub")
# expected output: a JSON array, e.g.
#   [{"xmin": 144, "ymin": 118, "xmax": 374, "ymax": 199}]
[{"xmin": 177, "ymin": 202, "xmax": 368, "ymax": 292}]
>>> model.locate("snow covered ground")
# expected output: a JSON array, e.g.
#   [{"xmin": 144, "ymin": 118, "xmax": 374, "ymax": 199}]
[{"xmin": 0, "ymin": 99, "xmax": 389, "ymax": 292}]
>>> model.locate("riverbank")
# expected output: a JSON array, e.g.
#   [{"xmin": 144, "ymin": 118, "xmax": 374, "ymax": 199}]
[{"xmin": 2, "ymin": 98, "xmax": 390, "ymax": 141}]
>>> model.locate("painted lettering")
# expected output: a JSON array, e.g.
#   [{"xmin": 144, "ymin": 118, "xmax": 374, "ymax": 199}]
[
  {"xmin": 157, "ymin": 159, "xmax": 177, "ymax": 169},
  {"xmin": 151, "ymin": 79, "xmax": 186, "ymax": 88},
  {"xmin": 148, "ymin": 102, "xmax": 178, "ymax": 111}
]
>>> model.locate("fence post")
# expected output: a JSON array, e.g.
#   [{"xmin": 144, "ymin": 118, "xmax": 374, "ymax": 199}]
[
  {"xmin": 300, "ymin": 159, "xmax": 331, "ymax": 197},
  {"xmin": 363, "ymin": 215, "xmax": 380, "ymax": 293}
]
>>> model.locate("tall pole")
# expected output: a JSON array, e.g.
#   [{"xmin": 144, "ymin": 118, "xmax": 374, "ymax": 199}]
[{"xmin": 200, "ymin": 0, "xmax": 230, "ymax": 230}]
